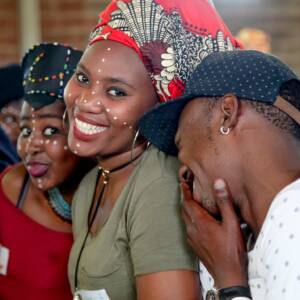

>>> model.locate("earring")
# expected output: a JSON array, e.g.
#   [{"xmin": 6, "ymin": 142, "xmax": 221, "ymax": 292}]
[
  {"xmin": 130, "ymin": 129, "xmax": 150, "ymax": 165},
  {"xmin": 131, "ymin": 129, "xmax": 140, "ymax": 165},
  {"xmin": 62, "ymin": 109, "xmax": 69, "ymax": 133},
  {"xmin": 220, "ymin": 126, "xmax": 230, "ymax": 135}
]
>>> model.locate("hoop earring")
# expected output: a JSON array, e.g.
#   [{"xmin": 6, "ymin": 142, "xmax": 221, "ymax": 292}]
[
  {"xmin": 62, "ymin": 109, "xmax": 69, "ymax": 133},
  {"xmin": 220, "ymin": 126, "xmax": 230, "ymax": 135},
  {"xmin": 131, "ymin": 130, "xmax": 140, "ymax": 165},
  {"xmin": 130, "ymin": 129, "xmax": 150, "ymax": 165}
]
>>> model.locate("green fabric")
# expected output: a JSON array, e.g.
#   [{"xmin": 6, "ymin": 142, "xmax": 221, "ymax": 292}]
[{"xmin": 68, "ymin": 146, "xmax": 198, "ymax": 300}]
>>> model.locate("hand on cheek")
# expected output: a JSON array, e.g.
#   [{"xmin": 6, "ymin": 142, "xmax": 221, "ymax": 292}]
[{"xmin": 181, "ymin": 179, "xmax": 249, "ymax": 289}]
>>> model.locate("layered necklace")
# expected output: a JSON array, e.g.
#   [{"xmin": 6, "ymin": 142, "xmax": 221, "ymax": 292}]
[{"xmin": 48, "ymin": 187, "xmax": 72, "ymax": 223}]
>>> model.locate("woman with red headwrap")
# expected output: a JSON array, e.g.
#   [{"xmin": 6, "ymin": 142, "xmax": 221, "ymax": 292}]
[{"xmin": 65, "ymin": 1, "xmax": 240, "ymax": 299}]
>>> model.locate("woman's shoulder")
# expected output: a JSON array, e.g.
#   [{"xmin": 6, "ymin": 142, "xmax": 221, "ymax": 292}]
[
  {"xmin": 125, "ymin": 146, "xmax": 181, "ymax": 209},
  {"xmin": 138, "ymin": 145, "xmax": 180, "ymax": 182},
  {"xmin": 1, "ymin": 163, "xmax": 25, "ymax": 205}
]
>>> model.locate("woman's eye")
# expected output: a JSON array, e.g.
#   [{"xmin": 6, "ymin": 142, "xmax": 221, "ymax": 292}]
[
  {"xmin": 43, "ymin": 127, "xmax": 58, "ymax": 136},
  {"xmin": 76, "ymin": 72, "xmax": 89, "ymax": 84},
  {"xmin": 20, "ymin": 127, "xmax": 31, "ymax": 137},
  {"xmin": 107, "ymin": 88, "xmax": 126, "ymax": 97}
]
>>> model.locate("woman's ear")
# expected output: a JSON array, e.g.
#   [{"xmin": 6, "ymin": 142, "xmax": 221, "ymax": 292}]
[{"xmin": 220, "ymin": 94, "xmax": 240, "ymax": 129}]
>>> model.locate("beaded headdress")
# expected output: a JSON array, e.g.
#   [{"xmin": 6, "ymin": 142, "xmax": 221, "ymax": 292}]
[
  {"xmin": 21, "ymin": 43, "xmax": 82, "ymax": 109},
  {"xmin": 89, "ymin": 0, "xmax": 241, "ymax": 102}
]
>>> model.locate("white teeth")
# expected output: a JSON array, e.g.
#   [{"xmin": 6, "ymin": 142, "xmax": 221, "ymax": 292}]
[{"xmin": 75, "ymin": 118, "xmax": 107, "ymax": 135}]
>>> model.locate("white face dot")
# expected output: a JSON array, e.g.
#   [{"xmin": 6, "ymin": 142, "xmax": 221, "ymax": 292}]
[
  {"xmin": 98, "ymin": 69, "xmax": 101, "ymax": 73},
  {"xmin": 38, "ymin": 184, "xmax": 43, "ymax": 189},
  {"xmin": 74, "ymin": 150, "xmax": 78, "ymax": 154},
  {"xmin": 96, "ymin": 80, "xmax": 100, "ymax": 85},
  {"xmin": 68, "ymin": 93, "xmax": 72, "ymax": 97},
  {"xmin": 64, "ymin": 145, "xmax": 68, "ymax": 150},
  {"xmin": 39, "ymin": 140, "xmax": 44, "ymax": 145},
  {"xmin": 106, "ymin": 108, "xmax": 110, "ymax": 112},
  {"xmin": 107, "ymin": 47, "xmax": 111, "ymax": 51},
  {"xmin": 92, "ymin": 91, "xmax": 96, "ymax": 95},
  {"xmin": 113, "ymin": 116, "xmax": 118, "ymax": 120},
  {"xmin": 53, "ymin": 140, "xmax": 58, "ymax": 145},
  {"xmin": 32, "ymin": 119, "xmax": 36, "ymax": 123},
  {"xmin": 123, "ymin": 122, "xmax": 127, "ymax": 126},
  {"xmin": 129, "ymin": 126, "xmax": 133, "ymax": 129},
  {"xmin": 37, "ymin": 178, "xmax": 42, "ymax": 183},
  {"xmin": 83, "ymin": 99, "xmax": 87, "ymax": 103},
  {"xmin": 45, "ymin": 139, "xmax": 50, "ymax": 144},
  {"xmin": 76, "ymin": 143, "xmax": 81, "ymax": 148},
  {"xmin": 97, "ymin": 101, "xmax": 101, "ymax": 106},
  {"xmin": 101, "ymin": 58, "xmax": 105, "ymax": 62}
]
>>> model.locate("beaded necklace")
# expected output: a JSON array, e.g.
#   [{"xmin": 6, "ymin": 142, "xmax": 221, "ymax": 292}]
[{"xmin": 48, "ymin": 187, "xmax": 72, "ymax": 223}]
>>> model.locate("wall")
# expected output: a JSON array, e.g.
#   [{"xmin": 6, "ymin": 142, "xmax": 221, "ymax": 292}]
[
  {"xmin": 0, "ymin": 0, "xmax": 20, "ymax": 65},
  {"xmin": 0, "ymin": 0, "xmax": 109, "ymax": 66},
  {"xmin": 0, "ymin": 0, "xmax": 299, "ymax": 75},
  {"xmin": 214, "ymin": 0, "xmax": 300, "ymax": 75},
  {"xmin": 40, "ymin": 0, "xmax": 108, "ymax": 51}
]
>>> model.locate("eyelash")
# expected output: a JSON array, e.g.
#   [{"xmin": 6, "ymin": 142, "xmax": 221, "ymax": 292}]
[
  {"xmin": 107, "ymin": 88, "xmax": 127, "ymax": 97},
  {"xmin": 20, "ymin": 127, "xmax": 59, "ymax": 138},
  {"xmin": 75, "ymin": 71, "xmax": 127, "ymax": 97},
  {"xmin": 75, "ymin": 71, "xmax": 89, "ymax": 84}
]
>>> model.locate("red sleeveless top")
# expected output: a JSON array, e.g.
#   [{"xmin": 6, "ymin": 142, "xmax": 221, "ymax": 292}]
[{"xmin": 0, "ymin": 167, "xmax": 73, "ymax": 300}]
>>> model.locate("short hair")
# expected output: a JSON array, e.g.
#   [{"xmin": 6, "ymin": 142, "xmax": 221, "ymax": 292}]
[
  {"xmin": 204, "ymin": 80, "xmax": 300, "ymax": 140},
  {"xmin": 245, "ymin": 80, "xmax": 300, "ymax": 140}
]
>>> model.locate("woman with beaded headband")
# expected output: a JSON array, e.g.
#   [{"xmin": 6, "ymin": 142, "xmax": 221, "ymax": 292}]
[
  {"xmin": 65, "ymin": 0, "xmax": 240, "ymax": 299},
  {"xmin": 0, "ymin": 43, "xmax": 94, "ymax": 300}
]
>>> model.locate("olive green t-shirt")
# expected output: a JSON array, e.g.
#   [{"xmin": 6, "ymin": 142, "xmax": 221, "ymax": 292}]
[{"xmin": 68, "ymin": 146, "xmax": 198, "ymax": 300}]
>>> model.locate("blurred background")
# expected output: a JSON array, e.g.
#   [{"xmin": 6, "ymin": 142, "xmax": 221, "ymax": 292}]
[{"xmin": 0, "ymin": 0, "xmax": 299, "ymax": 74}]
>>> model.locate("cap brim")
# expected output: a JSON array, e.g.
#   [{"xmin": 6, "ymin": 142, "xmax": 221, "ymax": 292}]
[{"xmin": 139, "ymin": 94, "xmax": 194, "ymax": 156}]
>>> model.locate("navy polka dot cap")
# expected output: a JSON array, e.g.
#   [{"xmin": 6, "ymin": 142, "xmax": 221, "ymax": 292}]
[
  {"xmin": 139, "ymin": 50, "xmax": 300, "ymax": 156},
  {"xmin": 22, "ymin": 43, "xmax": 82, "ymax": 110}
]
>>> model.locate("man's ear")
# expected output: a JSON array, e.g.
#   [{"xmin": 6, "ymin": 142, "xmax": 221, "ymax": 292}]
[{"xmin": 220, "ymin": 94, "xmax": 240, "ymax": 129}]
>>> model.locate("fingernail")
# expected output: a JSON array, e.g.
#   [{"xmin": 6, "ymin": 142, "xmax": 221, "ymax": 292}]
[{"xmin": 214, "ymin": 179, "xmax": 226, "ymax": 190}]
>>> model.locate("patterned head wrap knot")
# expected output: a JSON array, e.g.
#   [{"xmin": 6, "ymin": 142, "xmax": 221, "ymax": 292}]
[{"xmin": 89, "ymin": 0, "xmax": 241, "ymax": 102}]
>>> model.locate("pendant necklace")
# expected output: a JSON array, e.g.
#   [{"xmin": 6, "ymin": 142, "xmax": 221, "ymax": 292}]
[{"xmin": 73, "ymin": 153, "xmax": 143, "ymax": 299}]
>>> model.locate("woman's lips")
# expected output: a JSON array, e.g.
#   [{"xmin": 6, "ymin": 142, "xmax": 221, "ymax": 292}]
[
  {"xmin": 73, "ymin": 117, "xmax": 108, "ymax": 141},
  {"xmin": 27, "ymin": 163, "xmax": 49, "ymax": 177}
]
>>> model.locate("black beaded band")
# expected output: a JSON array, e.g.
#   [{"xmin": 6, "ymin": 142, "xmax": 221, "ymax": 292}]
[{"xmin": 219, "ymin": 285, "xmax": 252, "ymax": 300}]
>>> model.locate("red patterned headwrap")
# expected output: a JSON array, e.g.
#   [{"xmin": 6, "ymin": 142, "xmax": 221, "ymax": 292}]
[{"xmin": 89, "ymin": 0, "xmax": 241, "ymax": 102}]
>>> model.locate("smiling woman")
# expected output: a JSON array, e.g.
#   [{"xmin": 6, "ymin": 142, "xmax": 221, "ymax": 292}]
[
  {"xmin": 0, "ymin": 43, "xmax": 94, "ymax": 300},
  {"xmin": 64, "ymin": 1, "xmax": 240, "ymax": 299}
]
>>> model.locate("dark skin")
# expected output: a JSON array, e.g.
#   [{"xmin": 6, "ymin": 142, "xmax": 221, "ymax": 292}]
[
  {"xmin": 64, "ymin": 41, "xmax": 201, "ymax": 300},
  {"xmin": 1, "ymin": 101, "xmax": 92, "ymax": 232},
  {"xmin": 176, "ymin": 94, "xmax": 300, "ymax": 288},
  {"xmin": 0, "ymin": 100, "xmax": 22, "ymax": 145}
]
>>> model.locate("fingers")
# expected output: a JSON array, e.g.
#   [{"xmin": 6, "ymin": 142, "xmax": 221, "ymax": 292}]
[
  {"xmin": 181, "ymin": 182, "xmax": 216, "ymax": 224},
  {"xmin": 213, "ymin": 179, "xmax": 239, "ymax": 227}
]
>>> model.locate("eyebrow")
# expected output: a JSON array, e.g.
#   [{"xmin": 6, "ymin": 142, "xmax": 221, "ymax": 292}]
[
  {"xmin": 21, "ymin": 114, "xmax": 62, "ymax": 121},
  {"xmin": 103, "ymin": 77, "xmax": 134, "ymax": 89},
  {"xmin": 77, "ymin": 62, "xmax": 134, "ymax": 89}
]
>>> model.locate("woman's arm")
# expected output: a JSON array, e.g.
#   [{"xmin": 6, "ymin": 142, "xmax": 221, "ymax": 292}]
[{"xmin": 136, "ymin": 270, "xmax": 202, "ymax": 300}]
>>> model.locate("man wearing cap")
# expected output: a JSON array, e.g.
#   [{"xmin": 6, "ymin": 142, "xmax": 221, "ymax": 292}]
[{"xmin": 140, "ymin": 50, "xmax": 300, "ymax": 299}]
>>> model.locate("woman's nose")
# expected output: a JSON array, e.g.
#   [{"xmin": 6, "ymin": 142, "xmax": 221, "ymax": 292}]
[
  {"xmin": 75, "ymin": 91, "xmax": 104, "ymax": 113},
  {"xmin": 26, "ymin": 133, "xmax": 44, "ymax": 155}
]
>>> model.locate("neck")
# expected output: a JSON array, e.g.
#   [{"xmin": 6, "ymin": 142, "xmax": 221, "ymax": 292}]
[
  {"xmin": 239, "ymin": 152, "xmax": 300, "ymax": 238},
  {"xmin": 97, "ymin": 143, "xmax": 147, "ymax": 172}
]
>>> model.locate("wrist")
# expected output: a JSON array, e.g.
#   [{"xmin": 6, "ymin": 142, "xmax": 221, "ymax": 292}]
[
  {"xmin": 206, "ymin": 285, "xmax": 252, "ymax": 300},
  {"xmin": 215, "ymin": 272, "xmax": 248, "ymax": 289}
]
